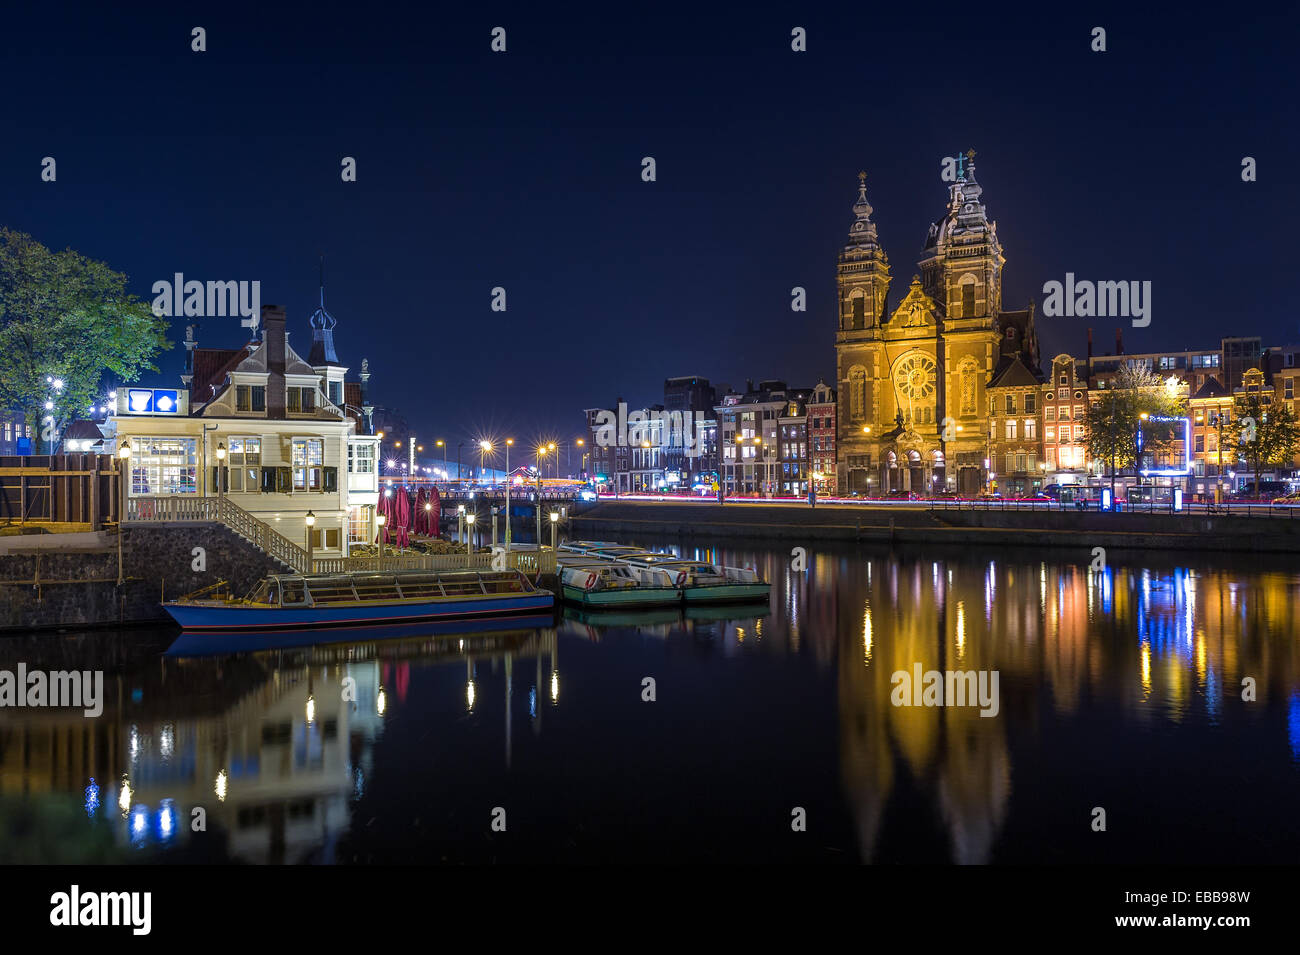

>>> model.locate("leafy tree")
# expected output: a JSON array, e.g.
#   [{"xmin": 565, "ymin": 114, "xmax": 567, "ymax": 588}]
[
  {"xmin": 0, "ymin": 227, "xmax": 171, "ymax": 452},
  {"xmin": 1233, "ymin": 393, "xmax": 1300, "ymax": 495},
  {"xmin": 1083, "ymin": 361, "xmax": 1186, "ymax": 494}
]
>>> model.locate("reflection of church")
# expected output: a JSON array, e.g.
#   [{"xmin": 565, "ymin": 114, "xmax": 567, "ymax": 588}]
[{"xmin": 835, "ymin": 154, "xmax": 1040, "ymax": 495}]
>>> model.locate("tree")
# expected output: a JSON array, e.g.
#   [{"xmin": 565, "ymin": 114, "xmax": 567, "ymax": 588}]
[
  {"xmin": 1233, "ymin": 393, "xmax": 1300, "ymax": 495},
  {"xmin": 1082, "ymin": 361, "xmax": 1185, "ymax": 495},
  {"xmin": 0, "ymin": 228, "xmax": 171, "ymax": 452}
]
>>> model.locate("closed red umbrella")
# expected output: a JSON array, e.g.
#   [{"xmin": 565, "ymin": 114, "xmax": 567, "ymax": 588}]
[{"xmin": 396, "ymin": 487, "xmax": 411, "ymax": 550}]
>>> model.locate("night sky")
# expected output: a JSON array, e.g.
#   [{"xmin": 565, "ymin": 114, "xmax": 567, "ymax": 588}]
[{"xmin": 3, "ymin": 2, "xmax": 1294, "ymax": 447}]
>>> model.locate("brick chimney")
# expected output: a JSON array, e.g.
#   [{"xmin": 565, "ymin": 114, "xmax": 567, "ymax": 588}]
[{"xmin": 263, "ymin": 304, "xmax": 287, "ymax": 418}]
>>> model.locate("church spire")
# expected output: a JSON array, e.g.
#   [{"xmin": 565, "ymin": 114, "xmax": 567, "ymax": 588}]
[
  {"xmin": 307, "ymin": 256, "xmax": 341, "ymax": 367},
  {"xmin": 847, "ymin": 170, "xmax": 882, "ymax": 249}
]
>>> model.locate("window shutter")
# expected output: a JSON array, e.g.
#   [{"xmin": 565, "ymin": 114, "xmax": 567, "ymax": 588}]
[
  {"xmin": 277, "ymin": 467, "xmax": 292, "ymax": 492},
  {"xmin": 323, "ymin": 466, "xmax": 338, "ymax": 492},
  {"xmin": 261, "ymin": 467, "xmax": 275, "ymax": 493}
]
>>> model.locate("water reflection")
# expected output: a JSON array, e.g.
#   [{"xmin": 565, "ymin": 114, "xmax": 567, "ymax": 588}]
[{"xmin": 2, "ymin": 544, "xmax": 1299, "ymax": 863}]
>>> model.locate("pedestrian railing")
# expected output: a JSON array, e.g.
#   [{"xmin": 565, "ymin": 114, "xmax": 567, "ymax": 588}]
[
  {"xmin": 926, "ymin": 498, "xmax": 1300, "ymax": 518},
  {"xmin": 123, "ymin": 495, "xmax": 558, "ymax": 576}
]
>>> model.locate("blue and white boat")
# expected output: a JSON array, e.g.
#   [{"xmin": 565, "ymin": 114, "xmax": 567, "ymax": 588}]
[{"xmin": 163, "ymin": 569, "xmax": 554, "ymax": 631}]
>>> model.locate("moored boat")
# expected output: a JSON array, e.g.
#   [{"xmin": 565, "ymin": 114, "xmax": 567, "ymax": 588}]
[
  {"xmin": 163, "ymin": 569, "xmax": 554, "ymax": 631},
  {"xmin": 556, "ymin": 558, "xmax": 683, "ymax": 608},
  {"xmin": 586, "ymin": 551, "xmax": 771, "ymax": 604}
]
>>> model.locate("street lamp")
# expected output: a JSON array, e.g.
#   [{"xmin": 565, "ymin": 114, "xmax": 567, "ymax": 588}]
[
  {"xmin": 116, "ymin": 440, "xmax": 131, "ymax": 585},
  {"xmin": 465, "ymin": 511, "xmax": 476, "ymax": 559},
  {"xmin": 304, "ymin": 510, "xmax": 316, "ymax": 569},
  {"xmin": 549, "ymin": 510, "xmax": 559, "ymax": 551},
  {"xmin": 375, "ymin": 512, "xmax": 386, "ymax": 557},
  {"xmin": 504, "ymin": 438, "xmax": 514, "ymax": 551},
  {"xmin": 215, "ymin": 442, "xmax": 226, "ymax": 507},
  {"xmin": 479, "ymin": 440, "xmax": 493, "ymax": 486},
  {"xmin": 547, "ymin": 442, "xmax": 557, "ymax": 479}
]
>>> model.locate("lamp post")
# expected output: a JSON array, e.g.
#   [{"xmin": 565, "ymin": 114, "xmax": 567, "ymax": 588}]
[
  {"xmin": 457, "ymin": 442, "xmax": 464, "ymax": 485},
  {"xmin": 504, "ymin": 438, "xmax": 513, "ymax": 551},
  {"xmin": 549, "ymin": 510, "xmax": 559, "ymax": 551},
  {"xmin": 535, "ymin": 444, "xmax": 548, "ymax": 545},
  {"xmin": 479, "ymin": 440, "xmax": 493, "ymax": 487},
  {"xmin": 304, "ymin": 510, "xmax": 315, "ymax": 570},
  {"xmin": 547, "ymin": 442, "xmax": 557, "ymax": 479},
  {"xmin": 465, "ymin": 512, "xmax": 476, "ymax": 560},
  {"xmin": 573, "ymin": 438, "xmax": 584, "ymax": 477},
  {"xmin": 116, "ymin": 440, "xmax": 131, "ymax": 585},
  {"xmin": 215, "ymin": 442, "xmax": 226, "ymax": 508},
  {"xmin": 376, "ymin": 512, "xmax": 386, "ymax": 558},
  {"xmin": 437, "ymin": 440, "xmax": 446, "ymax": 487}
]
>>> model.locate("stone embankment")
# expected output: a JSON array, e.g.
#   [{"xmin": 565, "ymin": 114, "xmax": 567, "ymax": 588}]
[{"xmin": 569, "ymin": 501, "xmax": 1300, "ymax": 555}]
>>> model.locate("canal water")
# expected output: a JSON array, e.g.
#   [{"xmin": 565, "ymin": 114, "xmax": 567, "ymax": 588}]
[{"xmin": 2, "ymin": 539, "xmax": 1298, "ymax": 864}]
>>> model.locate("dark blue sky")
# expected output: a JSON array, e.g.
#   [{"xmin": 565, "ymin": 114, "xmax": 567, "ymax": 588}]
[{"xmin": 3, "ymin": 2, "xmax": 1294, "ymax": 448}]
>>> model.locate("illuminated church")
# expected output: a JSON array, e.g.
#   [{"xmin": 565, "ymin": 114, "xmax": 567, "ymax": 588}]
[{"xmin": 835, "ymin": 153, "xmax": 1040, "ymax": 495}]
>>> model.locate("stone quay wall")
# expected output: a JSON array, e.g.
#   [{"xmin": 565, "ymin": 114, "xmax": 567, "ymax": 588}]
[{"xmin": 0, "ymin": 523, "xmax": 289, "ymax": 632}]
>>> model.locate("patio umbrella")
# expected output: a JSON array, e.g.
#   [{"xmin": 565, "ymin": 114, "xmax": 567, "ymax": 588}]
[
  {"xmin": 377, "ymin": 487, "xmax": 394, "ymax": 545},
  {"xmin": 396, "ymin": 487, "xmax": 411, "ymax": 550}
]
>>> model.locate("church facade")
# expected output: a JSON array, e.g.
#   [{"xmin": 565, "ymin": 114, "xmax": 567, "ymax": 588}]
[{"xmin": 835, "ymin": 154, "xmax": 1041, "ymax": 495}]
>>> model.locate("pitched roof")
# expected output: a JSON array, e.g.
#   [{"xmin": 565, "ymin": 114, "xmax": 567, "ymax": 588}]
[
  {"xmin": 190, "ymin": 346, "xmax": 250, "ymax": 403},
  {"xmin": 1190, "ymin": 376, "xmax": 1228, "ymax": 400},
  {"xmin": 989, "ymin": 354, "xmax": 1043, "ymax": 389}
]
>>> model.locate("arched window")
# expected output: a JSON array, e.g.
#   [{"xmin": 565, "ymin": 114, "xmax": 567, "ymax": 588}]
[
  {"xmin": 959, "ymin": 360, "xmax": 978, "ymax": 417},
  {"xmin": 850, "ymin": 368, "xmax": 867, "ymax": 420}
]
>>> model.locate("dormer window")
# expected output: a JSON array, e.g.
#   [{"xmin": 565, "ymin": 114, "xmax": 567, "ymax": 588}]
[
  {"xmin": 236, "ymin": 385, "xmax": 266, "ymax": 413},
  {"xmin": 287, "ymin": 387, "xmax": 316, "ymax": 414}
]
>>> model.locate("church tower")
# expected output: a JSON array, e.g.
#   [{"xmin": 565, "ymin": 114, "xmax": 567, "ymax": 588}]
[
  {"xmin": 837, "ymin": 171, "xmax": 892, "ymax": 332},
  {"xmin": 918, "ymin": 150, "xmax": 1004, "ymax": 323}
]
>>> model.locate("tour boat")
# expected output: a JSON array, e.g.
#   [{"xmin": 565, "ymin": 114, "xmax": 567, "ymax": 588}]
[
  {"xmin": 555, "ymin": 558, "xmax": 683, "ymax": 608},
  {"xmin": 574, "ymin": 548, "xmax": 771, "ymax": 605},
  {"xmin": 162, "ymin": 569, "xmax": 555, "ymax": 631}
]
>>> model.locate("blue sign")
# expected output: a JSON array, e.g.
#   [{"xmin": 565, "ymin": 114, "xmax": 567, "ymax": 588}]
[{"xmin": 125, "ymin": 388, "xmax": 180, "ymax": 415}]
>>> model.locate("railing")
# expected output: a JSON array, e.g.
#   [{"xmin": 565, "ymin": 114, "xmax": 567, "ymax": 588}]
[
  {"xmin": 310, "ymin": 548, "xmax": 556, "ymax": 575},
  {"xmin": 124, "ymin": 494, "xmax": 559, "ymax": 576},
  {"xmin": 927, "ymin": 497, "xmax": 1300, "ymax": 518},
  {"xmin": 126, "ymin": 495, "xmax": 312, "ymax": 574}
]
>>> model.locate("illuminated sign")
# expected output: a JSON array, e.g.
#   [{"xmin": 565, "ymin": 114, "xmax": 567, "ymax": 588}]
[
  {"xmin": 1138, "ymin": 415, "xmax": 1191, "ymax": 477},
  {"xmin": 125, "ymin": 388, "xmax": 181, "ymax": 415}
]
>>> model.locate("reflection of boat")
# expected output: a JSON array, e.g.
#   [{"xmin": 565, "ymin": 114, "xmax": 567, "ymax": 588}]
[
  {"xmin": 684, "ymin": 603, "xmax": 771, "ymax": 622},
  {"xmin": 561, "ymin": 605, "xmax": 684, "ymax": 627},
  {"xmin": 162, "ymin": 570, "xmax": 554, "ymax": 632},
  {"xmin": 165, "ymin": 613, "xmax": 556, "ymax": 657}
]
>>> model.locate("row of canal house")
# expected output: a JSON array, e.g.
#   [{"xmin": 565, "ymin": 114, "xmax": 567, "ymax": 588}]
[{"xmin": 104, "ymin": 298, "xmax": 382, "ymax": 557}]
